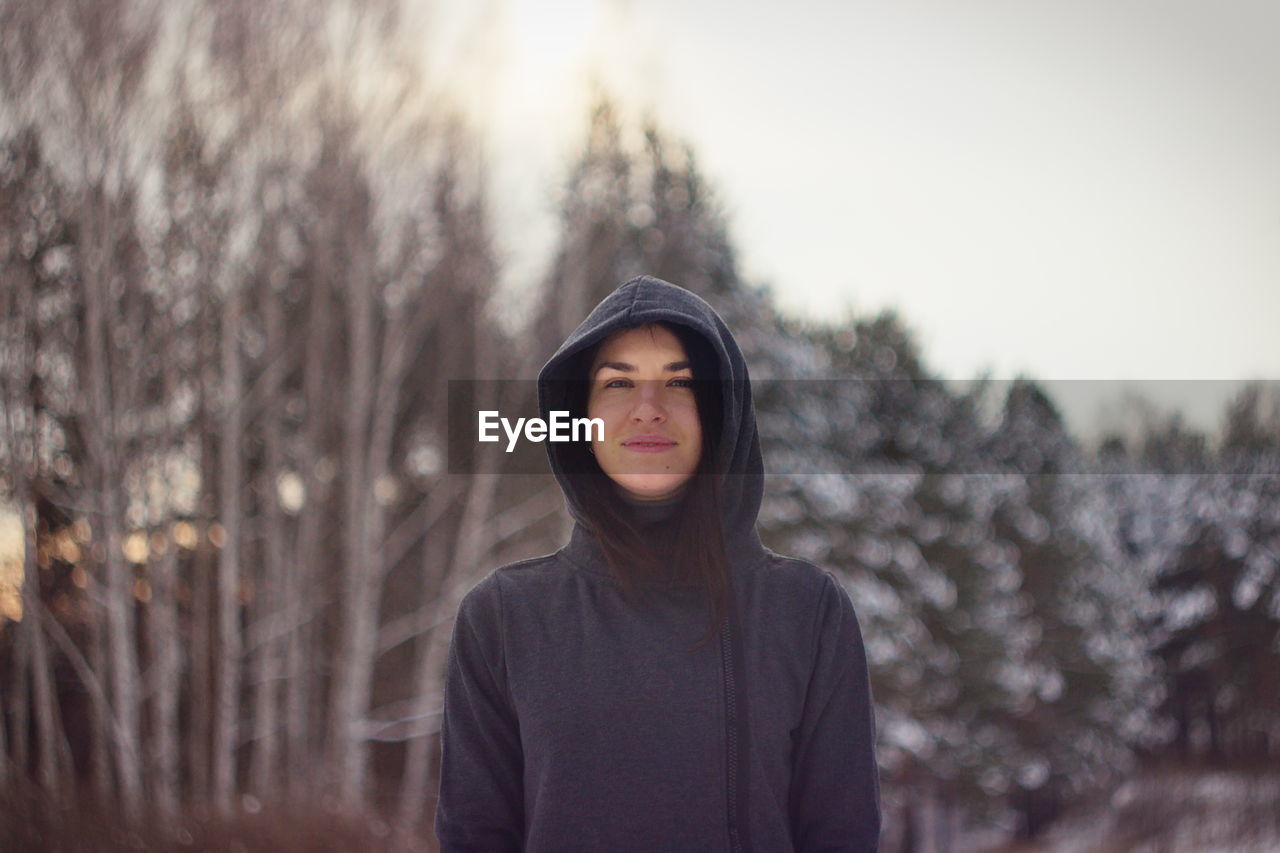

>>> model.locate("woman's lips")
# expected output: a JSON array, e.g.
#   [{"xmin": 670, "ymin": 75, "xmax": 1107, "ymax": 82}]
[{"xmin": 621, "ymin": 435, "xmax": 677, "ymax": 453}]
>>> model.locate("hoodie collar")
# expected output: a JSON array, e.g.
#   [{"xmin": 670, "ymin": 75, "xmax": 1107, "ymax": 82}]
[{"xmin": 560, "ymin": 521, "xmax": 766, "ymax": 582}]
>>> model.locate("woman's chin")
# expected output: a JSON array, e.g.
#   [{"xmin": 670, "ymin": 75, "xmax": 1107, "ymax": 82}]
[{"xmin": 614, "ymin": 474, "xmax": 691, "ymax": 502}]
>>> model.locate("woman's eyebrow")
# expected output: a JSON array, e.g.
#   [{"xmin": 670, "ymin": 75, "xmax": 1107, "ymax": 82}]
[{"xmin": 594, "ymin": 360, "xmax": 691, "ymax": 375}]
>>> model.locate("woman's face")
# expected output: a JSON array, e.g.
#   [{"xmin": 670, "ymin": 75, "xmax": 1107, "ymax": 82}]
[{"xmin": 587, "ymin": 324, "xmax": 703, "ymax": 502}]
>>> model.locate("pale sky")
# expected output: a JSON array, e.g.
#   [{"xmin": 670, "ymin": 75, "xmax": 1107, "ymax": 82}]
[{"xmin": 425, "ymin": 0, "xmax": 1280, "ymax": 433}]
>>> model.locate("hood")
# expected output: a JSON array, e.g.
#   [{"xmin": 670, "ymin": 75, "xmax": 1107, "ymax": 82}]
[{"xmin": 537, "ymin": 275, "xmax": 765, "ymax": 559}]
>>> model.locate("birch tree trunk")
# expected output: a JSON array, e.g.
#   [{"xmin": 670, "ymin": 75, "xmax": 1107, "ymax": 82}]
[
  {"xmin": 23, "ymin": 504, "xmax": 64, "ymax": 799},
  {"xmin": 286, "ymin": 277, "xmax": 332, "ymax": 798},
  {"xmin": 147, "ymin": 533, "xmax": 182, "ymax": 816},
  {"xmin": 188, "ymin": 528, "xmax": 213, "ymax": 803},
  {"xmin": 212, "ymin": 286, "xmax": 245, "ymax": 814},
  {"xmin": 249, "ymin": 275, "xmax": 286, "ymax": 797},
  {"xmin": 81, "ymin": 192, "xmax": 144, "ymax": 820},
  {"xmin": 328, "ymin": 249, "xmax": 379, "ymax": 805},
  {"xmin": 177, "ymin": 121, "xmax": 220, "ymax": 811},
  {"xmin": 145, "ymin": 306, "xmax": 184, "ymax": 818},
  {"xmin": 86, "ymin": 595, "xmax": 113, "ymax": 802}
]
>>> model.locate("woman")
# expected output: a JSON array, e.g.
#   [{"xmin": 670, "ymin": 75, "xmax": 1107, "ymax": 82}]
[{"xmin": 436, "ymin": 276, "xmax": 881, "ymax": 851}]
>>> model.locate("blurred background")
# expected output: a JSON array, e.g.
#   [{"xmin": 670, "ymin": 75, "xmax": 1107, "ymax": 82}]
[{"xmin": 1, "ymin": 0, "xmax": 1278, "ymax": 850}]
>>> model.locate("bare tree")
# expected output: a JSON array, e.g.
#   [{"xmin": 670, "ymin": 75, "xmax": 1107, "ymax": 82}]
[
  {"xmin": 1, "ymin": 0, "xmax": 534, "ymax": 838},
  {"xmin": 0, "ymin": 131, "xmax": 72, "ymax": 805}
]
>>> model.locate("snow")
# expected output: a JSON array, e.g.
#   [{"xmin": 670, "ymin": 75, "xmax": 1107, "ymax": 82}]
[{"xmin": 1041, "ymin": 770, "xmax": 1280, "ymax": 853}]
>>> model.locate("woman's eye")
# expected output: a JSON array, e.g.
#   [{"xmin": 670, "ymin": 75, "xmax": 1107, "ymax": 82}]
[{"xmin": 600, "ymin": 377, "xmax": 692, "ymax": 389}]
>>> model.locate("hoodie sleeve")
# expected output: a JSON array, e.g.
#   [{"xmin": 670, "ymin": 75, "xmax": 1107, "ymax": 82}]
[
  {"xmin": 789, "ymin": 572, "xmax": 882, "ymax": 852},
  {"xmin": 435, "ymin": 574, "xmax": 524, "ymax": 852}
]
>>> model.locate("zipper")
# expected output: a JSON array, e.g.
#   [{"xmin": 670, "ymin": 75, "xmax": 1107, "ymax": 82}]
[{"xmin": 721, "ymin": 615, "xmax": 744, "ymax": 853}]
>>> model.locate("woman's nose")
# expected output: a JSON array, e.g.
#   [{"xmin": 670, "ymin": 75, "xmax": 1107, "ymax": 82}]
[
  {"xmin": 630, "ymin": 383, "xmax": 668, "ymax": 422},
  {"xmin": 630, "ymin": 405, "xmax": 666, "ymax": 423}
]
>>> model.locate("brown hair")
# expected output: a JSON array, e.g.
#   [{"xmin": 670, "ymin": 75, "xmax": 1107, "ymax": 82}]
[{"xmin": 559, "ymin": 322, "xmax": 730, "ymax": 647}]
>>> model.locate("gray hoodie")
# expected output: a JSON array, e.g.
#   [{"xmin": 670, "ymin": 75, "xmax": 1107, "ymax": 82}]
[{"xmin": 436, "ymin": 276, "xmax": 881, "ymax": 851}]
